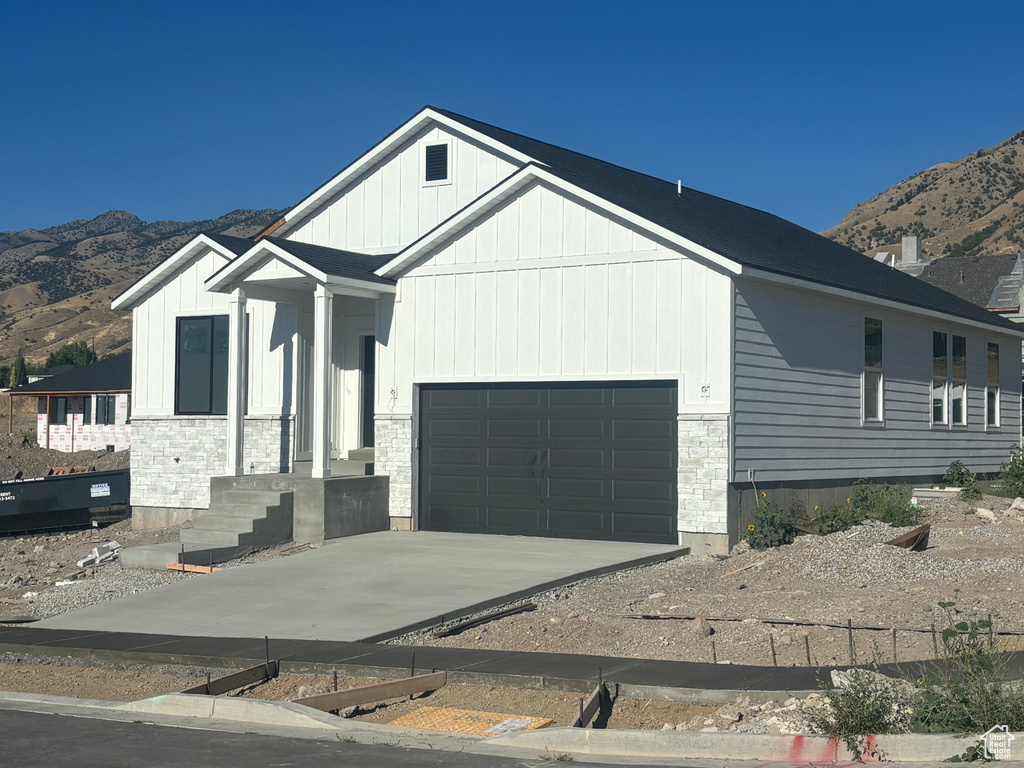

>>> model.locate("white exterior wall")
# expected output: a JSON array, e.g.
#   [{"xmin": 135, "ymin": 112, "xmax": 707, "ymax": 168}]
[
  {"xmin": 36, "ymin": 394, "xmax": 131, "ymax": 453},
  {"xmin": 375, "ymin": 182, "xmax": 734, "ymax": 536},
  {"xmin": 287, "ymin": 126, "xmax": 518, "ymax": 253},
  {"xmin": 332, "ymin": 298, "xmax": 375, "ymax": 456},
  {"xmin": 733, "ymin": 278, "xmax": 1023, "ymax": 482}
]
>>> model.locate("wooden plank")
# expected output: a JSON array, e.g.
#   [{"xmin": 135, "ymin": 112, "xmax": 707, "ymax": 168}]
[
  {"xmin": 181, "ymin": 660, "xmax": 279, "ymax": 696},
  {"xmin": 885, "ymin": 524, "xmax": 930, "ymax": 551},
  {"xmin": 166, "ymin": 563, "xmax": 221, "ymax": 574},
  {"xmin": 570, "ymin": 682, "xmax": 606, "ymax": 728},
  {"xmin": 292, "ymin": 671, "xmax": 447, "ymax": 713}
]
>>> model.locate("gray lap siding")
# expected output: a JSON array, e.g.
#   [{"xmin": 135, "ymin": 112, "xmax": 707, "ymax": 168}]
[{"xmin": 732, "ymin": 279, "xmax": 1021, "ymax": 484}]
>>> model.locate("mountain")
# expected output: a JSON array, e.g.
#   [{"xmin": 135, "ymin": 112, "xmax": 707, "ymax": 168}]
[
  {"xmin": 0, "ymin": 209, "xmax": 282, "ymax": 366},
  {"xmin": 823, "ymin": 129, "xmax": 1024, "ymax": 259}
]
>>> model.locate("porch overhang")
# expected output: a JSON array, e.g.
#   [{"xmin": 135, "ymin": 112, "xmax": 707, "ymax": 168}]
[{"xmin": 204, "ymin": 238, "xmax": 397, "ymax": 298}]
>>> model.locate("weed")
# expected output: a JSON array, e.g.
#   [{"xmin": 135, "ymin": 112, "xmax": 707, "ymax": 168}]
[
  {"xmin": 850, "ymin": 480, "xmax": 922, "ymax": 527},
  {"xmin": 997, "ymin": 447, "xmax": 1024, "ymax": 498},
  {"xmin": 943, "ymin": 461, "xmax": 983, "ymax": 502},
  {"xmin": 811, "ymin": 503, "xmax": 864, "ymax": 535},
  {"xmin": 745, "ymin": 495, "xmax": 797, "ymax": 550},
  {"xmin": 538, "ymin": 750, "xmax": 576, "ymax": 762}
]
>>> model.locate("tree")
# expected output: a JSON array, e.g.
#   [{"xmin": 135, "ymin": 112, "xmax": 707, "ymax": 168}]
[
  {"xmin": 9, "ymin": 350, "xmax": 26, "ymax": 388},
  {"xmin": 45, "ymin": 340, "xmax": 97, "ymax": 368}
]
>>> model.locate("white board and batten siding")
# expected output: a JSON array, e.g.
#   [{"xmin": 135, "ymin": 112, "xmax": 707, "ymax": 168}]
[
  {"xmin": 732, "ymin": 279, "xmax": 1022, "ymax": 482},
  {"xmin": 287, "ymin": 126, "xmax": 518, "ymax": 254},
  {"xmin": 376, "ymin": 182, "xmax": 733, "ymax": 413},
  {"xmin": 131, "ymin": 247, "xmax": 296, "ymax": 418}
]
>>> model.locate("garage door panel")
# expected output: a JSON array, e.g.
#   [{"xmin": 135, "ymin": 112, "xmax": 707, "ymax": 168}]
[
  {"xmin": 420, "ymin": 382, "xmax": 677, "ymax": 544},
  {"xmin": 547, "ymin": 477, "xmax": 607, "ymax": 501},
  {"xmin": 548, "ymin": 417, "xmax": 606, "ymax": 439},
  {"xmin": 612, "ymin": 386, "xmax": 677, "ymax": 407},
  {"xmin": 427, "ymin": 446, "xmax": 483, "ymax": 467},
  {"xmin": 486, "ymin": 506, "xmax": 543, "ymax": 532},
  {"xmin": 487, "ymin": 418, "xmax": 543, "ymax": 438},
  {"xmin": 427, "ymin": 418, "xmax": 484, "ymax": 438},
  {"xmin": 548, "ymin": 447, "xmax": 606, "ymax": 469},
  {"xmin": 427, "ymin": 474, "xmax": 482, "ymax": 495},
  {"xmin": 487, "ymin": 389, "xmax": 544, "ymax": 408},
  {"xmin": 613, "ymin": 449, "xmax": 674, "ymax": 470},
  {"xmin": 612, "ymin": 418, "xmax": 675, "ymax": 440},
  {"xmin": 548, "ymin": 388, "xmax": 608, "ymax": 407},
  {"xmin": 424, "ymin": 389, "xmax": 485, "ymax": 409},
  {"xmin": 487, "ymin": 476, "xmax": 542, "ymax": 497},
  {"xmin": 614, "ymin": 478, "xmax": 675, "ymax": 502}
]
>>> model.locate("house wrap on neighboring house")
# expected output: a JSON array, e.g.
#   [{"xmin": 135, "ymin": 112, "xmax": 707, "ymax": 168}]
[
  {"xmin": 112, "ymin": 107, "xmax": 1024, "ymax": 554},
  {"xmin": 7, "ymin": 353, "xmax": 131, "ymax": 453}
]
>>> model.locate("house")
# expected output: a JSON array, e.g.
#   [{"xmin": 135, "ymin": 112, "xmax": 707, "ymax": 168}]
[
  {"xmin": 7, "ymin": 353, "xmax": 132, "ymax": 452},
  {"xmin": 27, "ymin": 364, "xmax": 76, "ymax": 384},
  {"xmin": 112, "ymin": 107, "xmax": 1024, "ymax": 554}
]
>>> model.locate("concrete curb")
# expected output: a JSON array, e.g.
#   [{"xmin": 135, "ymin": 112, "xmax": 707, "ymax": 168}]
[
  {"xmin": 487, "ymin": 727, "xmax": 1007, "ymax": 763},
  {"xmin": 116, "ymin": 694, "xmax": 348, "ymax": 730}
]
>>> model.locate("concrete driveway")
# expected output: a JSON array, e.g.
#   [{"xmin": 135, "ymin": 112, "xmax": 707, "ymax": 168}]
[{"xmin": 36, "ymin": 531, "xmax": 685, "ymax": 642}]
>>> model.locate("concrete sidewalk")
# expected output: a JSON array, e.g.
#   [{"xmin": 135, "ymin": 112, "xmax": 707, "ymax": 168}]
[{"xmin": 35, "ymin": 531, "xmax": 684, "ymax": 642}]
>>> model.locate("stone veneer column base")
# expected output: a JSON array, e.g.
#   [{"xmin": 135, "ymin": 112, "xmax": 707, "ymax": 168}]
[
  {"xmin": 374, "ymin": 415, "xmax": 413, "ymax": 521},
  {"xmin": 677, "ymin": 413, "xmax": 731, "ymax": 545},
  {"xmin": 389, "ymin": 516, "xmax": 412, "ymax": 531}
]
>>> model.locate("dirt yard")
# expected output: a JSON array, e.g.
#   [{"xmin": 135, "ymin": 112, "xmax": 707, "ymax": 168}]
[
  {"xmin": 393, "ymin": 495, "xmax": 1024, "ymax": 668},
  {"xmin": 0, "ymin": 432, "xmax": 129, "ymax": 482}
]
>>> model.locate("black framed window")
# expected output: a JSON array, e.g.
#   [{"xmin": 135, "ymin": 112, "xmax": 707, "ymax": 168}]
[
  {"xmin": 863, "ymin": 317, "xmax": 883, "ymax": 422},
  {"xmin": 175, "ymin": 316, "xmax": 229, "ymax": 415},
  {"xmin": 96, "ymin": 395, "xmax": 116, "ymax": 425},
  {"xmin": 83, "ymin": 396, "xmax": 92, "ymax": 426},
  {"xmin": 49, "ymin": 397, "xmax": 67, "ymax": 425}
]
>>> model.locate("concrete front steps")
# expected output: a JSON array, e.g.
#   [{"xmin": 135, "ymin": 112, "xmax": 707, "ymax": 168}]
[{"xmin": 121, "ymin": 489, "xmax": 294, "ymax": 570}]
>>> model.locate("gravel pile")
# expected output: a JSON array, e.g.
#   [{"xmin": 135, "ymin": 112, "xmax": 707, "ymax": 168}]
[{"xmin": 20, "ymin": 564, "xmax": 193, "ymax": 618}]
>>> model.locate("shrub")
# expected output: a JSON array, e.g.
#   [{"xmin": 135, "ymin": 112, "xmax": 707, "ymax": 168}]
[
  {"xmin": 850, "ymin": 480, "xmax": 922, "ymax": 527},
  {"xmin": 997, "ymin": 447, "xmax": 1024, "ymax": 498},
  {"xmin": 811, "ymin": 503, "xmax": 864, "ymax": 535},
  {"xmin": 942, "ymin": 461, "xmax": 983, "ymax": 502},
  {"xmin": 745, "ymin": 495, "xmax": 797, "ymax": 550},
  {"xmin": 806, "ymin": 667, "xmax": 913, "ymax": 760}
]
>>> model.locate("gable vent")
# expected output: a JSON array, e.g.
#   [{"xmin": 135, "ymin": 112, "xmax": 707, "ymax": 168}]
[{"xmin": 424, "ymin": 144, "xmax": 448, "ymax": 182}]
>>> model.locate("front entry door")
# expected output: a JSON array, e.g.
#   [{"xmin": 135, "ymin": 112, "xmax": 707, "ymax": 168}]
[{"xmin": 361, "ymin": 335, "xmax": 375, "ymax": 448}]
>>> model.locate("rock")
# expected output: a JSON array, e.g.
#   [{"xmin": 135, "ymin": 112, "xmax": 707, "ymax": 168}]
[
  {"xmin": 759, "ymin": 700, "xmax": 777, "ymax": 712},
  {"xmin": 1009, "ymin": 497, "xmax": 1024, "ymax": 511},
  {"xmin": 783, "ymin": 697, "xmax": 800, "ymax": 707},
  {"xmin": 691, "ymin": 616, "xmax": 713, "ymax": 636},
  {"xmin": 703, "ymin": 718, "xmax": 715, "ymax": 726},
  {"xmin": 549, "ymin": 617, "xmax": 561, "ymax": 624},
  {"xmin": 699, "ymin": 726, "xmax": 719, "ymax": 732},
  {"xmin": 731, "ymin": 540, "xmax": 751, "ymax": 555},
  {"xmin": 675, "ymin": 723, "xmax": 687, "ymax": 731},
  {"xmin": 777, "ymin": 633, "xmax": 793, "ymax": 646},
  {"xmin": 566, "ymin": 611, "xmax": 579, "ymax": 619},
  {"xmin": 976, "ymin": 508, "xmax": 997, "ymax": 522},
  {"xmin": 717, "ymin": 707, "xmax": 742, "ymax": 723},
  {"xmin": 648, "ymin": 592, "xmax": 667, "ymax": 600},
  {"xmin": 830, "ymin": 669, "xmax": 918, "ymax": 696},
  {"xmin": 735, "ymin": 583, "xmax": 746, "ymax": 590},
  {"xmin": 662, "ymin": 723, "xmax": 674, "ymax": 730}
]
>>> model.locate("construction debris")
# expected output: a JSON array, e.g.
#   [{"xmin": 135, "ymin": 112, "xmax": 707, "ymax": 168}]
[
  {"xmin": 433, "ymin": 603, "xmax": 537, "ymax": 638},
  {"xmin": 884, "ymin": 524, "xmax": 930, "ymax": 551},
  {"xmin": 76, "ymin": 541, "xmax": 120, "ymax": 568}
]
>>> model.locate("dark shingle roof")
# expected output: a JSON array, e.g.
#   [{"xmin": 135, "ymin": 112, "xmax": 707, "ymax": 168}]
[
  {"xmin": 204, "ymin": 232, "xmax": 257, "ymax": 256},
  {"xmin": 9, "ymin": 353, "xmax": 131, "ymax": 395},
  {"xmin": 264, "ymin": 237, "xmax": 395, "ymax": 286},
  {"xmin": 913, "ymin": 254, "xmax": 1020, "ymax": 310},
  {"xmin": 432, "ymin": 107, "xmax": 1019, "ymax": 332}
]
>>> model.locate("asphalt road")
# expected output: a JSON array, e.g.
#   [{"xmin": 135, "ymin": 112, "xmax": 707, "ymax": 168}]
[{"xmin": 0, "ymin": 709, "xmax": 661, "ymax": 768}]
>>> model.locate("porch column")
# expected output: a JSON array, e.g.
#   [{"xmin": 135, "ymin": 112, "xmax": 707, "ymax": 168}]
[
  {"xmin": 312, "ymin": 284, "xmax": 333, "ymax": 479},
  {"xmin": 225, "ymin": 287, "xmax": 247, "ymax": 476}
]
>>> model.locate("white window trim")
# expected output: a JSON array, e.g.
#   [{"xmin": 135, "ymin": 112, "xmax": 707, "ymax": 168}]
[
  {"xmin": 421, "ymin": 138, "xmax": 453, "ymax": 187},
  {"xmin": 862, "ymin": 368, "xmax": 884, "ymax": 425},
  {"xmin": 985, "ymin": 340, "xmax": 1001, "ymax": 430},
  {"xmin": 950, "ymin": 334, "xmax": 968, "ymax": 428},
  {"xmin": 931, "ymin": 377, "xmax": 948, "ymax": 427}
]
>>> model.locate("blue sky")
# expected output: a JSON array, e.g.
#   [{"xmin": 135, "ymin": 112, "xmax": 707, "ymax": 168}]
[{"xmin": 2, "ymin": 1, "xmax": 1022, "ymax": 234}]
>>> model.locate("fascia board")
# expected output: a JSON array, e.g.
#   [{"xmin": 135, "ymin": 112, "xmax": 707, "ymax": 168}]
[
  {"xmin": 206, "ymin": 241, "xmax": 329, "ymax": 293},
  {"xmin": 376, "ymin": 165, "xmax": 743, "ymax": 280},
  {"xmin": 324, "ymin": 275, "xmax": 397, "ymax": 295},
  {"xmin": 111, "ymin": 234, "xmax": 235, "ymax": 310},
  {"xmin": 741, "ymin": 266, "xmax": 1024, "ymax": 339},
  {"xmin": 276, "ymin": 108, "xmax": 536, "ymax": 238}
]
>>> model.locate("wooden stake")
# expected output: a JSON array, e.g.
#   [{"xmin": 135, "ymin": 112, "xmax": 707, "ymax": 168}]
[
  {"xmin": 988, "ymin": 614, "xmax": 994, "ymax": 648},
  {"xmin": 769, "ymin": 634, "xmax": 777, "ymax": 667},
  {"xmin": 804, "ymin": 635, "xmax": 811, "ymax": 666},
  {"xmin": 892, "ymin": 627, "xmax": 897, "ymax": 663},
  {"xmin": 334, "ymin": 670, "xmax": 338, "ymax": 692},
  {"xmin": 847, "ymin": 619, "xmax": 855, "ymax": 664},
  {"xmin": 711, "ymin": 640, "xmax": 717, "ymax": 664},
  {"xmin": 931, "ymin": 623, "xmax": 939, "ymax": 659}
]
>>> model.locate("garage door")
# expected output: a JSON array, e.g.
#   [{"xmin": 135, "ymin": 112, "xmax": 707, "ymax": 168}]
[{"xmin": 419, "ymin": 382, "xmax": 677, "ymax": 544}]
